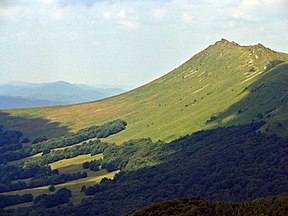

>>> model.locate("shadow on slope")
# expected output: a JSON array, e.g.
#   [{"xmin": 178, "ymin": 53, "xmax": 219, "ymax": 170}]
[
  {"xmin": 0, "ymin": 111, "xmax": 70, "ymax": 139},
  {"xmin": 206, "ymin": 60, "xmax": 288, "ymax": 137}
]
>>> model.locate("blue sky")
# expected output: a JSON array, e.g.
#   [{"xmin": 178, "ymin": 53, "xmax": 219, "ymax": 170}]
[{"xmin": 0, "ymin": 0, "xmax": 287, "ymax": 87}]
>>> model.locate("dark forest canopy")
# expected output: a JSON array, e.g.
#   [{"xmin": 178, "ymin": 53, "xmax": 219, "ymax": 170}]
[
  {"xmin": 0, "ymin": 194, "xmax": 33, "ymax": 208},
  {"xmin": 126, "ymin": 196, "xmax": 288, "ymax": 216},
  {"xmin": 3, "ymin": 122, "xmax": 288, "ymax": 215},
  {"xmin": 0, "ymin": 125, "xmax": 22, "ymax": 147}
]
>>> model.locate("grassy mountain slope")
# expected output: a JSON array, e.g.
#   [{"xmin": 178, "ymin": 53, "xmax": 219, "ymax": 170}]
[{"xmin": 1, "ymin": 39, "xmax": 287, "ymax": 143}]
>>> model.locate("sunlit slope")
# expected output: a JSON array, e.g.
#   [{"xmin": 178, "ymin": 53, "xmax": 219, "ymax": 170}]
[{"xmin": 2, "ymin": 39, "xmax": 288, "ymax": 143}]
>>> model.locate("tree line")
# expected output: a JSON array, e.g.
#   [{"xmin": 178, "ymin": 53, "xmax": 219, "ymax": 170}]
[
  {"xmin": 0, "ymin": 171, "xmax": 87, "ymax": 193},
  {"xmin": 0, "ymin": 194, "xmax": 33, "ymax": 208},
  {"xmin": 0, "ymin": 120, "xmax": 127, "ymax": 164}
]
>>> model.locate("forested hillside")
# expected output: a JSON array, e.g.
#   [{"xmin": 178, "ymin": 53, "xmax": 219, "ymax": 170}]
[
  {"xmin": 0, "ymin": 120, "xmax": 126, "ymax": 209},
  {"xmin": 126, "ymin": 197, "xmax": 288, "ymax": 216},
  {"xmin": 2, "ymin": 121, "xmax": 287, "ymax": 215}
]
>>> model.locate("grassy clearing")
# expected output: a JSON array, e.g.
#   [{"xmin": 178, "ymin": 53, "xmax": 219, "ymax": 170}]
[
  {"xmin": 49, "ymin": 153, "xmax": 103, "ymax": 174},
  {"xmin": 3, "ymin": 169, "xmax": 119, "ymax": 208},
  {"xmin": 8, "ymin": 153, "xmax": 104, "ymax": 198},
  {"xmin": 1, "ymin": 40, "xmax": 288, "ymax": 143}
]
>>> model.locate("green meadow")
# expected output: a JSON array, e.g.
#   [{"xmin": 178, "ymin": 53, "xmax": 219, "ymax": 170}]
[{"xmin": 49, "ymin": 153, "xmax": 103, "ymax": 174}]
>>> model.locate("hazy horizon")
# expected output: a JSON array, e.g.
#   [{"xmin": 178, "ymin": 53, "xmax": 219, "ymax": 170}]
[
  {"xmin": 0, "ymin": 80, "xmax": 134, "ymax": 90},
  {"xmin": 1, "ymin": 0, "xmax": 287, "ymax": 87}
]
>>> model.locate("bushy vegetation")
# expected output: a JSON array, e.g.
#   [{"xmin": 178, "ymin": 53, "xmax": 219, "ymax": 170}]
[
  {"xmin": 29, "ymin": 119, "xmax": 127, "ymax": 154},
  {"xmin": 0, "ymin": 150, "xmax": 30, "ymax": 164},
  {"xmin": 77, "ymin": 122, "xmax": 288, "ymax": 215},
  {"xmin": 0, "ymin": 125, "xmax": 27, "ymax": 163},
  {"xmin": 0, "ymin": 143, "xmax": 22, "ymax": 154},
  {"xmin": 126, "ymin": 197, "xmax": 288, "ymax": 216},
  {"xmin": 34, "ymin": 188, "xmax": 72, "ymax": 208},
  {"xmin": 32, "ymin": 137, "xmax": 48, "ymax": 144},
  {"xmin": 1, "ymin": 117, "xmax": 288, "ymax": 216},
  {"xmin": 0, "ymin": 121, "xmax": 126, "ymax": 199},
  {"xmin": 0, "ymin": 164, "xmax": 52, "ymax": 184},
  {"xmin": 0, "ymin": 127, "xmax": 22, "ymax": 147},
  {"xmin": 4, "ymin": 122, "xmax": 287, "ymax": 215},
  {"xmin": 0, "ymin": 171, "xmax": 87, "ymax": 193},
  {"xmin": 82, "ymin": 159, "xmax": 102, "ymax": 171},
  {"xmin": 0, "ymin": 120, "xmax": 127, "ymax": 164},
  {"xmin": 0, "ymin": 194, "xmax": 33, "ymax": 208},
  {"xmin": 24, "ymin": 140, "xmax": 108, "ymax": 167}
]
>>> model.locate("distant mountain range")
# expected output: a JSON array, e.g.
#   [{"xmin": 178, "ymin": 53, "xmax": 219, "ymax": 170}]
[{"xmin": 0, "ymin": 81, "xmax": 125, "ymax": 109}]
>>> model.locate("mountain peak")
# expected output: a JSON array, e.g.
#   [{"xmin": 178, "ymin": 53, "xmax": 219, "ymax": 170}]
[
  {"xmin": 254, "ymin": 43, "xmax": 268, "ymax": 50},
  {"xmin": 214, "ymin": 39, "xmax": 270, "ymax": 51},
  {"xmin": 213, "ymin": 38, "xmax": 239, "ymax": 47},
  {"xmin": 219, "ymin": 38, "xmax": 230, "ymax": 43}
]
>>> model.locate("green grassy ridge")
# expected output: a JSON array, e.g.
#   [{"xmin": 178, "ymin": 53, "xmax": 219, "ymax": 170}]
[
  {"xmin": 126, "ymin": 196, "xmax": 288, "ymax": 216},
  {"xmin": 1, "ymin": 39, "xmax": 288, "ymax": 143}
]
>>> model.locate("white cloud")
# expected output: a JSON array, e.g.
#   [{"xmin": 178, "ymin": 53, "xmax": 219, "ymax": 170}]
[
  {"xmin": 52, "ymin": 10, "xmax": 63, "ymax": 20},
  {"xmin": 63, "ymin": 31, "xmax": 80, "ymax": 40},
  {"xmin": 232, "ymin": 0, "xmax": 287, "ymax": 22},
  {"xmin": 232, "ymin": 1, "xmax": 261, "ymax": 22},
  {"xmin": 98, "ymin": 4, "xmax": 140, "ymax": 29},
  {"xmin": 116, "ymin": 10, "xmax": 126, "ymax": 18},
  {"xmin": 41, "ymin": 0, "xmax": 53, "ymax": 5},
  {"xmin": 182, "ymin": 13, "xmax": 193, "ymax": 24},
  {"xmin": 240, "ymin": 0, "xmax": 259, "ymax": 9},
  {"xmin": 118, "ymin": 20, "xmax": 140, "ymax": 30},
  {"xmin": 91, "ymin": 40, "xmax": 101, "ymax": 46},
  {"xmin": 15, "ymin": 31, "xmax": 31, "ymax": 41},
  {"xmin": 102, "ymin": 11, "xmax": 112, "ymax": 20},
  {"xmin": 0, "ymin": 6, "xmax": 18, "ymax": 17},
  {"xmin": 152, "ymin": 8, "xmax": 166, "ymax": 21}
]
